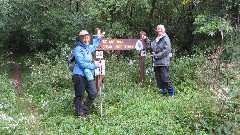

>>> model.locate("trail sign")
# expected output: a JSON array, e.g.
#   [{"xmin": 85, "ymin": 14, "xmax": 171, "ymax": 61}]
[
  {"xmin": 94, "ymin": 29, "xmax": 146, "ymax": 91},
  {"xmin": 96, "ymin": 51, "xmax": 103, "ymax": 59},
  {"xmin": 97, "ymin": 39, "xmax": 144, "ymax": 51}
]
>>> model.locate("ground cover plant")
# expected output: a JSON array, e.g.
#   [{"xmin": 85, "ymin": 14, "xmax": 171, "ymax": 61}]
[{"xmin": 0, "ymin": 48, "xmax": 239, "ymax": 134}]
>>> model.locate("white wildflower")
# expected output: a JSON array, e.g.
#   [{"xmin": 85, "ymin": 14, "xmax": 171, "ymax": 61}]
[
  {"xmin": 128, "ymin": 60, "xmax": 136, "ymax": 65},
  {"xmin": 223, "ymin": 87, "xmax": 229, "ymax": 94},
  {"xmin": 31, "ymin": 72, "xmax": 37, "ymax": 77},
  {"xmin": 18, "ymin": 113, "xmax": 36, "ymax": 122},
  {"xmin": 146, "ymin": 67, "xmax": 154, "ymax": 75},
  {"xmin": 0, "ymin": 111, "xmax": 18, "ymax": 129},
  {"xmin": 0, "ymin": 103, "xmax": 10, "ymax": 109},
  {"xmin": 9, "ymin": 79, "xmax": 18, "ymax": 87},
  {"xmin": 41, "ymin": 100, "xmax": 49, "ymax": 108}
]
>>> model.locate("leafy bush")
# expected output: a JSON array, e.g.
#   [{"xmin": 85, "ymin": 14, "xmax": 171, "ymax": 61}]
[
  {"xmin": 24, "ymin": 49, "xmax": 72, "ymax": 97},
  {"xmin": 170, "ymin": 53, "xmax": 207, "ymax": 93}
]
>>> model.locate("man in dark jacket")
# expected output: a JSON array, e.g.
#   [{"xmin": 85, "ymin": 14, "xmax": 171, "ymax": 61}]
[{"xmin": 146, "ymin": 25, "xmax": 175, "ymax": 97}]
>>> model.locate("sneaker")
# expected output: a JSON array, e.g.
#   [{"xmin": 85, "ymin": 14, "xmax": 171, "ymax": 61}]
[
  {"xmin": 76, "ymin": 112, "xmax": 89, "ymax": 121},
  {"xmin": 168, "ymin": 88, "xmax": 175, "ymax": 97},
  {"xmin": 161, "ymin": 88, "xmax": 167, "ymax": 96}
]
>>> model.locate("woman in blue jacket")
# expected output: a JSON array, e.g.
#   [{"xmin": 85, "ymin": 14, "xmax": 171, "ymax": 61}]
[{"xmin": 72, "ymin": 30, "xmax": 104, "ymax": 118}]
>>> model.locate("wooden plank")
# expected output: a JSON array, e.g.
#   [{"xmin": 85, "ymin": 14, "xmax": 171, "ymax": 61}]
[{"xmin": 97, "ymin": 38, "xmax": 139, "ymax": 50}]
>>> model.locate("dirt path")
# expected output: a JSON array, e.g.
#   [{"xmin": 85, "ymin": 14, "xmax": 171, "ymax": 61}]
[
  {"xmin": 10, "ymin": 61, "xmax": 37, "ymax": 115},
  {"xmin": 9, "ymin": 61, "xmax": 43, "ymax": 133},
  {"xmin": 10, "ymin": 62, "xmax": 24, "ymax": 94}
]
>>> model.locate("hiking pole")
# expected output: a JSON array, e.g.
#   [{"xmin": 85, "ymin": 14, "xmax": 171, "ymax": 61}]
[
  {"xmin": 148, "ymin": 54, "xmax": 154, "ymax": 92},
  {"xmin": 146, "ymin": 37, "xmax": 154, "ymax": 92},
  {"xmin": 99, "ymin": 59, "xmax": 103, "ymax": 117},
  {"xmin": 100, "ymin": 80, "xmax": 105, "ymax": 117},
  {"xmin": 97, "ymin": 58, "xmax": 105, "ymax": 117}
]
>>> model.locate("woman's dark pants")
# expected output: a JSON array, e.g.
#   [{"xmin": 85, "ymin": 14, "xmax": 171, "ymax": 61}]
[{"xmin": 72, "ymin": 74, "xmax": 97, "ymax": 115}]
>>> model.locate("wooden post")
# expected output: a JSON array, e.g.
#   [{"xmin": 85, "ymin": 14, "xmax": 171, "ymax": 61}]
[
  {"xmin": 139, "ymin": 32, "xmax": 147, "ymax": 83},
  {"xmin": 94, "ymin": 28, "xmax": 104, "ymax": 91}
]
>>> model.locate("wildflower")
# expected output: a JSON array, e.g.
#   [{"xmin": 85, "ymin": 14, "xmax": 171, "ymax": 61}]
[
  {"xmin": 128, "ymin": 60, "xmax": 136, "ymax": 65},
  {"xmin": 0, "ymin": 111, "xmax": 18, "ymax": 129}
]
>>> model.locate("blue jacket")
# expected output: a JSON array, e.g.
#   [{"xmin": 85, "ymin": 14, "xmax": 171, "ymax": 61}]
[{"xmin": 73, "ymin": 37, "xmax": 101, "ymax": 77}]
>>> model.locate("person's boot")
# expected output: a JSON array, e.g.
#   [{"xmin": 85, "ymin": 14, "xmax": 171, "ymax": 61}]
[
  {"xmin": 161, "ymin": 88, "xmax": 167, "ymax": 96},
  {"xmin": 83, "ymin": 97, "xmax": 94, "ymax": 115},
  {"xmin": 74, "ymin": 97, "xmax": 85, "ymax": 118},
  {"xmin": 168, "ymin": 88, "xmax": 175, "ymax": 97},
  {"xmin": 76, "ymin": 112, "xmax": 86, "ymax": 118}
]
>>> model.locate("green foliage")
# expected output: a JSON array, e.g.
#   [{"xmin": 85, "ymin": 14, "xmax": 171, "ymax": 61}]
[
  {"xmin": 224, "ymin": 28, "xmax": 240, "ymax": 64},
  {"xmin": 0, "ymin": 50, "xmax": 19, "ymax": 134},
  {"xmin": 24, "ymin": 49, "xmax": 72, "ymax": 97},
  {"xmin": 170, "ymin": 53, "xmax": 207, "ymax": 93},
  {"xmin": 2, "ymin": 49, "xmax": 239, "ymax": 134},
  {"xmin": 194, "ymin": 14, "xmax": 233, "ymax": 36},
  {"xmin": 193, "ymin": 14, "xmax": 240, "ymax": 91},
  {"xmin": 1, "ymin": 0, "xmax": 238, "ymax": 55},
  {"xmin": 0, "ymin": 0, "xmax": 89, "ymax": 55}
]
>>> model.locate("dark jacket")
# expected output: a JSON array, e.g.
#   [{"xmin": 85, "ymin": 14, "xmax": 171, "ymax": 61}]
[{"xmin": 147, "ymin": 34, "xmax": 171, "ymax": 66}]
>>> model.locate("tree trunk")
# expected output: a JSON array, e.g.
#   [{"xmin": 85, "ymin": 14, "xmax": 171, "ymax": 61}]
[
  {"xmin": 186, "ymin": 1, "xmax": 195, "ymax": 53},
  {"xmin": 238, "ymin": 11, "xmax": 240, "ymax": 32},
  {"xmin": 148, "ymin": 0, "xmax": 157, "ymax": 33},
  {"xmin": 76, "ymin": 0, "xmax": 79, "ymax": 12}
]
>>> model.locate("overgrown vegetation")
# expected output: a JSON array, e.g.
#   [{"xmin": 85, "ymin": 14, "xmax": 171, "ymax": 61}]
[
  {"xmin": 0, "ymin": 0, "xmax": 239, "ymax": 134},
  {"xmin": 1, "ymin": 47, "xmax": 239, "ymax": 134}
]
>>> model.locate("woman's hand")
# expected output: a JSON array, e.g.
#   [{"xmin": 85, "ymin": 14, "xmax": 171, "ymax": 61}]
[
  {"xmin": 98, "ymin": 63, "xmax": 103, "ymax": 67},
  {"xmin": 100, "ymin": 32, "xmax": 105, "ymax": 38},
  {"xmin": 151, "ymin": 52, "xmax": 155, "ymax": 57}
]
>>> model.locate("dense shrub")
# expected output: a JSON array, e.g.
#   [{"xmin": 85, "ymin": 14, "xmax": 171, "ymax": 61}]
[{"xmin": 170, "ymin": 53, "xmax": 207, "ymax": 93}]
